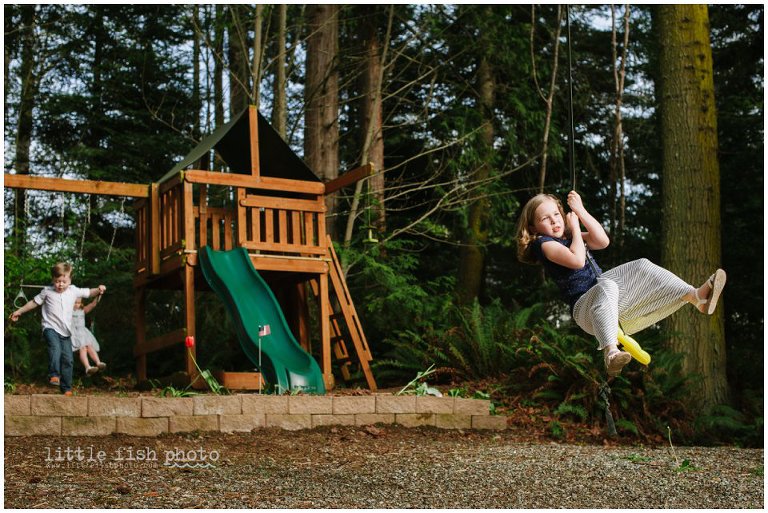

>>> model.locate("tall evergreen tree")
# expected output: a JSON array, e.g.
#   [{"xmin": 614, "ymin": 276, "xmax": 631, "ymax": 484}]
[
  {"xmin": 657, "ymin": 4, "xmax": 729, "ymax": 408},
  {"xmin": 305, "ymin": 4, "xmax": 340, "ymax": 237}
]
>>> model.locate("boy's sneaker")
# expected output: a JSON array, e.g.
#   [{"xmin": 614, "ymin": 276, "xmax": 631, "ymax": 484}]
[
  {"xmin": 97, "ymin": 362, "xmax": 107, "ymax": 371},
  {"xmin": 63, "ymin": 391, "xmax": 73, "ymax": 396},
  {"xmin": 86, "ymin": 366, "xmax": 98, "ymax": 376},
  {"xmin": 605, "ymin": 350, "xmax": 632, "ymax": 377},
  {"xmin": 49, "ymin": 376, "xmax": 60, "ymax": 387}
]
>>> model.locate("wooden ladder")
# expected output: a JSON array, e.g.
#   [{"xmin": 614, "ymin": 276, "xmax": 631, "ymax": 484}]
[{"xmin": 313, "ymin": 235, "xmax": 377, "ymax": 391}]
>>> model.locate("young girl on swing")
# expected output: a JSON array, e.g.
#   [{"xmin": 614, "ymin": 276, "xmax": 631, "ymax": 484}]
[{"xmin": 516, "ymin": 190, "xmax": 726, "ymax": 377}]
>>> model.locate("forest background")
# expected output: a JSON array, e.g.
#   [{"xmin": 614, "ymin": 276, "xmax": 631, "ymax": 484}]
[{"xmin": 3, "ymin": 5, "xmax": 763, "ymax": 446}]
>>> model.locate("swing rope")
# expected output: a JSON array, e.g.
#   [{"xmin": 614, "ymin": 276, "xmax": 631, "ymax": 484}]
[
  {"xmin": 566, "ymin": 4, "xmax": 577, "ymax": 193},
  {"xmin": 565, "ymin": 5, "xmax": 618, "ymax": 438}
]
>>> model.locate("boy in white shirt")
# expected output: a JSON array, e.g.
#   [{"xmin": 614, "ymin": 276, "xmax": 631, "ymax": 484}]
[{"xmin": 11, "ymin": 262, "xmax": 106, "ymax": 395}]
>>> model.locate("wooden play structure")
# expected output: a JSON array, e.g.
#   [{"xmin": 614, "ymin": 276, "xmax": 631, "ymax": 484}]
[{"xmin": 4, "ymin": 105, "xmax": 377, "ymax": 392}]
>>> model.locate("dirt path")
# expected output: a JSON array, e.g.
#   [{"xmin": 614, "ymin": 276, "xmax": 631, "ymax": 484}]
[{"xmin": 4, "ymin": 426, "xmax": 763, "ymax": 508}]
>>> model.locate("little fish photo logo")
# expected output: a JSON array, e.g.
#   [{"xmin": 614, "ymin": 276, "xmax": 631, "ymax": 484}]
[
  {"xmin": 163, "ymin": 447, "xmax": 220, "ymax": 469},
  {"xmin": 44, "ymin": 445, "xmax": 159, "ymax": 469},
  {"xmin": 43, "ymin": 445, "xmax": 220, "ymax": 470}
]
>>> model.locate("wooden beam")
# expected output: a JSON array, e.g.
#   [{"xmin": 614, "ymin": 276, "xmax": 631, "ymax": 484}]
[
  {"xmin": 184, "ymin": 169, "xmax": 325, "ymax": 195},
  {"xmin": 149, "ymin": 183, "xmax": 161, "ymax": 275},
  {"xmin": 324, "ymin": 163, "xmax": 375, "ymax": 195},
  {"xmin": 134, "ymin": 328, "xmax": 186, "ymax": 357},
  {"xmin": 239, "ymin": 195, "xmax": 325, "ymax": 213},
  {"xmin": 249, "ymin": 105, "xmax": 260, "ymax": 177},
  {"xmin": 4, "ymin": 173, "xmax": 149, "ymax": 198},
  {"xmin": 184, "ymin": 263, "xmax": 196, "ymax": 378}
]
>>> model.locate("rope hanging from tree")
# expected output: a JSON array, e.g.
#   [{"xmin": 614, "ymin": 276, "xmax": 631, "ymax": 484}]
[{"xmin": 564, "ymin": 5, "xmax": 618, "ymax": 438}]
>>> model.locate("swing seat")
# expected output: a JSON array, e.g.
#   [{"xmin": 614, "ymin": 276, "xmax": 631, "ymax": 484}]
[
  {"xmin": 13, "ymin": 288, "xmax": 28, "ymax": 309},
  {"xmin": 617, "ymin": 328, "xmax": 651, "ymax": 366}
]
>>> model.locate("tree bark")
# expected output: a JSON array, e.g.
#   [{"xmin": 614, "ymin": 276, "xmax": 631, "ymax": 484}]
[
  {"xmin": 251, "ymin": 4, "xmax": 263, "ymax": 112},
  {"xmin": 272, "ymin": 4, "xmax": 287, "ymax": 138},
  {"xmin": 228, "ymin": 5, "xmax": 250, "ymax": 117},
  {"xmin": 214, "ymin": 5, "xmax": 225, "ymax": 131},
  {"xmin": 13, "ymin": 5, "xmax": 38, "ymax": 256},
  {"xmin": 342, "ymin": 6, "xmax": 390, "ymax": 250},
  {"xmin": 657, "ymin": 4, "xmax": 729, "ymax": 408},
  {"xmin": 305, "ymin": 4, "xmax": 340, "ymax": 239},
  {"xmin": 531, "ymin": 6, "xmax": 563, "ymax": 193},
  {"xmin": 608, "ymin": 5, "xmax": 630, "ymax": 255},
  {"xmin": 456, "ymin": 14, "xmax": 495, "ymax": 305}
]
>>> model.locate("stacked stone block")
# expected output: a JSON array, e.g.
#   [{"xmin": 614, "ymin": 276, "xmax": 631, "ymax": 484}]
[{"xmin": 5, "ymin": 393, "xmax": 507, "ymax": 436}]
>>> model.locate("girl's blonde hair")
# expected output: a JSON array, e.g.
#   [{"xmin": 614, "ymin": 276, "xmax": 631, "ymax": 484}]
[{"xmin": 515, "ymin": 193, "xmax": 568, "ymax": 265}]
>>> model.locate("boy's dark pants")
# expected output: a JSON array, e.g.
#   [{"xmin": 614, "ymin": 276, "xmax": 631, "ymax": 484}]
[{"xmin": 43, "ymin": 328, "xmax": 73, "ymax": 393}]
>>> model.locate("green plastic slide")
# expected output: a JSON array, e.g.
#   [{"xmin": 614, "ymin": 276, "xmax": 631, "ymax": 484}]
[{"xmin": 198, "ymin": 246, "xmax": 325, "ymax": 394}]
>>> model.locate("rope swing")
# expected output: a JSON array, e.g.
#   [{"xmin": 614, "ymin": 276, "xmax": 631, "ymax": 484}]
[{"xmin": 564, "ymin": 5, "xmax": 617, "ymax": 438}]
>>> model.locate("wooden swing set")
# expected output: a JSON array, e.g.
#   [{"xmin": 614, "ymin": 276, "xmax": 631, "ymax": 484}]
[{"xmin": 5, "ymin": 105, "xmax": 377, "ymax": 392}]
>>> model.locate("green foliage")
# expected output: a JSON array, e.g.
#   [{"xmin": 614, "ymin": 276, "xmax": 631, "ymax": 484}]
[
  {"xmin": 615, "ymin": 419, "xmax": 639, "ymax": 436},
  {"xmin": 553, "ymin": 402, "xmax": 588, "ymax": 423},
  {"xmin": 674, "ymin": 459, "xmax": 699, "ymax": 473},
  {"xmin": 694, "ymin": 404, "xmax": 763, "ymax": 447},
  {"xmin": 157, "ymin": 386, "xmax": 199, "ymax": 398},
  {"xmin": 395, "ymin": 364, "xmax": 442, "ymax": 397},
  {"xmin": 548, "ymin": 420, "xmax": 564, "ymax": 440},
  {"xmin": 624, "ymin": 453, "xmax": 652, "ymax": 464}
]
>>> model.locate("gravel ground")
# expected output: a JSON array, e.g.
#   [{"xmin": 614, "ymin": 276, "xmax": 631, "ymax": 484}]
[{"xmin": 4, "ymin": 426, "xmax": 764, "ymax": 509}]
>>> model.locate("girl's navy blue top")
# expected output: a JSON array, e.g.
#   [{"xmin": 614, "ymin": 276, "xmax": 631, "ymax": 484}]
[{"xmin": 532, "ymin": 236, "xmax": 601, "ymax": 310}]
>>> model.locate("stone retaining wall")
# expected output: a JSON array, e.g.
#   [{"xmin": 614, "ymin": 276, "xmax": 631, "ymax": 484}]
[{"xmin": 4, "ymin": 394, "xmax": 507, "ymax": 436}]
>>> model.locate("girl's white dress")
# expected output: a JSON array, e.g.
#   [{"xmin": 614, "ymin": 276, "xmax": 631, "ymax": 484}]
[{"xmin": 71, "ymin": 309, "xmax": 100, "ymax": 352}]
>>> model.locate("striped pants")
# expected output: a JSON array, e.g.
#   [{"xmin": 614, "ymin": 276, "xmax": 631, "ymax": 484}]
[{"xmin": 572, "ymin": 258, "xmax": 695, "ymax": 350}]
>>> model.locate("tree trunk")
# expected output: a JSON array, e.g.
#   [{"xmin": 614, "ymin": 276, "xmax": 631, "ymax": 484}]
[
  {"xmin": 305, "ymin": 4, "xmax": 340, "ymax": 239},
  {"xmin": 657, "ymin": 4, "xmax": 729, "ymax": 408},
  {"xmin": 228, "ymin": 5, "xmax": 250, "ymax": 117},
  {"xmin": 251, "ymin": 4, "xmax": 263, "ymax": 112},
  {"xmin": 214, "ymin": 5, "xmax": 225, "ymax": 131},
  {"xmin": 13, "ymin": 5, "xmax": 38, "ymax": 257},
  {"xmin": 608, "ymin": 5, "xmax": 630, "ymax": 256},
  {"xmin": 531, "ymin": 5, "xmax": 563, "ymax": 193},
  {"xmin": 272, "ymin": 4, "xmax": 287, "ymax": 138},
  {"xmin": 342, "ymin": 6, "xmax": 390, "ymax": 249},
  {"xmin": 192, "ymin": 5, "xmax": 201, "ymax": 139},
  {"xmin": 456, "ymin": 28, "xmax": 495, "ymax": 305}
]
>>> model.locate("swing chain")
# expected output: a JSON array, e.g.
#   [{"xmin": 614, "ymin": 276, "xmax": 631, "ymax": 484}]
[
  {"xmin": 106, "ymin": 197, "xmax": 126, "ymax": 262},
  {"xmin": 598, "ymin": 381, "xmax": 618, "ymax": 437},
  {"xmin": 76, "ymin": 194, "xmax": 91, "ymax": 269}
]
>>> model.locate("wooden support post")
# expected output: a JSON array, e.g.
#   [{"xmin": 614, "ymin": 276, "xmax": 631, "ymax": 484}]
[
  {"xmin": 149, "ymin": 183, "xmax": 160, "ymax": 275},
  {"xmin": 249, "ymin": 105, "xmax": 260, "ymax": 177},
  {"xmin": 134, "ymin": 287, "xmax": 147, "ymax": 382},
  {"xmin": 184, "ymin": 263, "xmax": 197, "ymax": 381},
  {"xmin": 183, "ymin": 180, "xmax": 195, "ymax": 251},
  {"xmin": 236, "ymin": 187, "xmax": 246, "ymax": 247},
  {"xmin": 295, "ymin": 282, "xmax": 311, "ymax": 352},
  {"xmin": 319, "ymin": 271, "xmax": 333, "ymax": 390}
]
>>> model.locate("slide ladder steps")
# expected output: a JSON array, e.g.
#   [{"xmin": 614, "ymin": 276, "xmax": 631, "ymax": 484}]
[{"xmin": 314, "ymin": 236, "xmax": 377, "ymax": 391}]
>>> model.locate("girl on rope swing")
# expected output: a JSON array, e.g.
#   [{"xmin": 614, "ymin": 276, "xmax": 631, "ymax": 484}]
[{"xmin": 515, "ymin": 190, "xmax": 726, "ymax": 377}]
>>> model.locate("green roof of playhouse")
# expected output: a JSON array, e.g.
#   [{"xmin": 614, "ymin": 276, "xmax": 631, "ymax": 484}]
[{"xmin": 159, "ymin": 106, "xmax": 320, "ymax": 184}]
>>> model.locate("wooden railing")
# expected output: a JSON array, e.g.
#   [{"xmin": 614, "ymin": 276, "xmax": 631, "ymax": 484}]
[
  {"xmin": 238, "ymin": 194, "xmax": 326, "ymax": 256},
  {"xmin": 134, "ymin": 199, "xmax": 149, "ymax": 274},
  {"xmin": 135, "ymin": 170, "xmax": 328, "ymax": 280},
  {"xmin": 195, "ymin": 205, "xmax": 235, "ymax": 251},
  {"xmin": 159, "ymin": 174, "xmax": 185, "ymax": 260}
]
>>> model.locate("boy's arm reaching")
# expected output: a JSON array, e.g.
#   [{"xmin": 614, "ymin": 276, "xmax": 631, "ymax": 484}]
[
  {"xmin": 88, "ymin": 285, "xmax": 107, "ymax": 298},
  {"xmin": 10, "ymin": 299, "xmax": 39, "ymax": 322}
]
